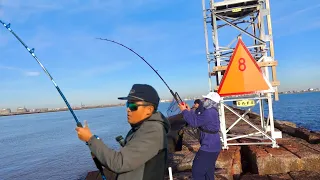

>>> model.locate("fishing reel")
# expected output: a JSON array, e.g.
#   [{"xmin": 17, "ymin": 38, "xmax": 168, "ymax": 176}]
[{"xmin": 115, "ymin": 135, "xmax": 125, "ymax": 147}]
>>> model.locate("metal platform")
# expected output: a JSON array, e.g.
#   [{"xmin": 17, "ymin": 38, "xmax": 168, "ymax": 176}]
[
  {"xmin": 213, "ymin": 0, "xmax": 260, "ymax": 19},
  {"xmin": 201, "ymin": 0, "xmax": 281, "ymax": 149}
]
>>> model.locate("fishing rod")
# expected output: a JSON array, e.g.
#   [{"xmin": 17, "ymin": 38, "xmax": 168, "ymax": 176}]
[
  {"xmin": 0, "ymin": 20, "xmax": 107, "ymax": 180},
  {"xmin": 97, "ymin": 38, "xmax": 184, "ymax": 105}
]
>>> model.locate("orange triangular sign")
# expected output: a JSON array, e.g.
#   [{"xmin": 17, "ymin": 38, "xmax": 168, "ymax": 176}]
[{"xmin": 218, "ymin": 38, "xmax": 271, "ymax": 96}]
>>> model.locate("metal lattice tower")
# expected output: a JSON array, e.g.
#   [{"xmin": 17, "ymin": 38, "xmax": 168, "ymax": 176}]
[{"xmin": 201, "ymin": 0, "xmax": 281, "ymax": 149}]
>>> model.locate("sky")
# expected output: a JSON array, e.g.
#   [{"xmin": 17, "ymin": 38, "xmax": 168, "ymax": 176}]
[{"xmin": 0, "ymin": 0, "xmax": 320, "ymax": 110}]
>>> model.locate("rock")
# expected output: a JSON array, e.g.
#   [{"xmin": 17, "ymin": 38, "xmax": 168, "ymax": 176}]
[
  {"xmin": 181, "ymin": 126, "xmax": 199, "ymax": 142},
  {"xmin": 168, "ymin": 151, "xmax": 188, "ymax": 172},
  {"xmin": 276, "ymin": 124, "xmax": 296, "ymax": 135},
  {"xmin": 289, "ymin": 171, "xmax": 320, "ymax": 180},
  {"xmin": 240, "ymin": 173, "xmax": 294, "ymax": 180},
  {"xmin": 216, "ymin": 146, "xmax": 242, "ymax": 180},
  {"xmin": 167, "ymin": 113, "xmax": 187, "ymax": 153},
  {"xmin": 300, "ymin": 141, "xmax": 320, "ymax": 152},
  {"xmin": 165, "ymin": 171, "xmax": 192, "ymax": 180},
  {"xmin": 180, "ymin": 127, "xmax": 200, "ymax": 153},
  {"xmin": 167, "ymin": 133, "xmax": 179, "ymax": 153},
  {"xmin": 216, "ymin": 149, "xmax": 235, "ymax": 170},
  {"xmin": 279, "ymin": 139, "xmax": 320, "ymax": 172},
  {"xmin": 168, "ymin": 114, "xmax": 185, "ymax": 131},
  {"xmin": 241, "ymin": 138, "xmax": 320, "ymax": 176},
  {"xmin": 274, "ymin": 120, "xmax": 297, "ymax": 128},
  {"xmin": 176, "ymin": 151, "xmax": 196, "ymax": 172},
  {"xmin": 182, "ymin": 140, "xmax": 200, "ymax": 152},
  {"xmin": 243, "ymin": 144, "xmax": 304, "ymax": 175},
  {"xmin": 274, "ymin": 120, "xmax": 298, "ymax": 138},
  {"xmin": 223, "ymin": 110, "xmax": 262, "ymax": 135},
  {"xmin": 295, "ymin": 127, "xmax": 320, "ymax": 144},
  {"xmin": 169, "ymin": 146, "xmax": 242, "ymax": 180},
  {"xmin": 245, "ymin": 111, "xmax": 261, "ymax": 120},
  {"xmin": 272, "ymin": 122, "xmax": 320, "ymax": 144},
  {"xmin": 165, "ymin": 171, "xmax": 231, "ymax": 180},
  {"xmin": 232, "ymin": 146, "xmax": 242, "ymax": 179},
  {"xmin": 267, "ymin": 173, "xmax": 293, "ymax": 180},
  {"xmin": 309, "ymin": 132, "xmax": 320, "ymax": 144},
  {"xmin": 86, "ymin": 106, "xmax": 320, "ymax": 180},
  {"xmin": 240, "ymin": 174, "xmax": 269, "ymax": 180},
  {"xmin": 167, "ymin": 131, "xmax": 183, "ymax": 153},
  {"xmin": 295, "ymin": 127, "xmax": 312, "ymax": 141}
]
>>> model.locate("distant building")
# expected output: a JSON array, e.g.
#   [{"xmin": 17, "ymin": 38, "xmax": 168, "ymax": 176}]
[
  {"xmin": 39, "ymin": 108, "xmax": 48, "ymax": 112},
  {"xmin": 0, "ymin": 108, "xmax": 11, "ymax": 115},
  {"xmin": 17, "ymin": 107, "xmax": 27, "ymax": 113},
  {"xmin": 29, "ymin": 109, "xmax": 36, "ymax": 112},
  {"xmin": 30, "ymin": 108, "xmax": 48, "ymax": 113}
]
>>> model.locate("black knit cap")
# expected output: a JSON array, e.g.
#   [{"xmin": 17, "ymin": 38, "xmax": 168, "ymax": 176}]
[
  {"xmin": 118, "ymin": 84, "xmax": 160, "ymax": 108},
  {"xmin": 194, "ymin": 99, "xmax": 201, "ymax": 104}
]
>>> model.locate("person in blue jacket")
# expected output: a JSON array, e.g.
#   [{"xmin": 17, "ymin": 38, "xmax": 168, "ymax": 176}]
[{"xmin": 178, "ymin": 92, "xmax": 221, "ymax": 180}]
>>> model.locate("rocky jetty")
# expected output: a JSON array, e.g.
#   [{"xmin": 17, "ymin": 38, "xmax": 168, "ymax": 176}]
[
  {"xmin": 164, "ymin": 108, "xmax": 320, "ymax": 180},
  {"xmin": 85, "ymin": 108, "xmax": 320, "ymax": 180}
]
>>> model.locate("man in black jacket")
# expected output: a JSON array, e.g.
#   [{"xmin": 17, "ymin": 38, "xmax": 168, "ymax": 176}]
[{"xmin": 76, "ymin": 84, "xmax": 170, "ymax": 180}]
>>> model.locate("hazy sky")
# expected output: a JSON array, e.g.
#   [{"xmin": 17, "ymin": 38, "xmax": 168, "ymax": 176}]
[{"xmin": 1, "ymin": 0, "xmax": 320, "ymax": 110}]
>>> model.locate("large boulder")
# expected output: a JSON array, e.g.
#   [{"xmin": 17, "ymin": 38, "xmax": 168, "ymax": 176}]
[
  {"xmin": 295, "ymin": 127, "xmax": 320, "ymax": 144},
  {"xmin": 167, "ymin": 113, "xmax": 186, "ymax": 152}
]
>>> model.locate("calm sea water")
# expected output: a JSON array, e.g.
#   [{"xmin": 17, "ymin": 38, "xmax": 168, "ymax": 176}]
[
  {"xmin": 0, "ymin": 92, "xmax": 319, "ymax": 180},
  {"xmin": 248, "ymin": 92, "xmax": 320, "ymax": 131}
]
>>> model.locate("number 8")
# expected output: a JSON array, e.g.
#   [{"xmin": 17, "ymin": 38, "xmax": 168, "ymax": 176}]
[{"xmin": 238, "ymin": 58, "xmax": 246, "ymax": 71}]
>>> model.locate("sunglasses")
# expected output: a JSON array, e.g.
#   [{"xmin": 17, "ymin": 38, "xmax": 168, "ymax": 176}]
[{"xmin": 126, "ymin": 102, "xmax": 152, "ymax": 111}]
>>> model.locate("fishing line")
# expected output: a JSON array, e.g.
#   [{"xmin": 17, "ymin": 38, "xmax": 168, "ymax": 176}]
[
  {"xmin": 0, "ymin": 20, "xmax": 107, "ymax": 180},
  {"xmin": 96, "ymin": 38, "xmax": 184, "ymax": 105}
]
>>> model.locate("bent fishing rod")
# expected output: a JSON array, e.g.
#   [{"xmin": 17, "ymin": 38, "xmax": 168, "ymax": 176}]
[
  {"xmin": 0, "ymin": 20, "xmax": 107, "ymax": 180},
  {"xmin": 97, "ymin": 38, "xmax": 184, "ymax": 105}
]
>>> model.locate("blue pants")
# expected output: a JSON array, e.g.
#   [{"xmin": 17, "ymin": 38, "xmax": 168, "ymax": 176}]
[{"xmin": 192, "ymin": 150, "xmax": 220, "ymax": 180}]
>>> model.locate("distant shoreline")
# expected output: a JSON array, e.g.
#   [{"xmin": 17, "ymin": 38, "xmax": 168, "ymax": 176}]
[
  {"xmin": 279, "ymin": 91, "xmax": 319, "ymax": 95},
  {"xmin": 1, "ymin": 91, "xmax": 318, "ymax": 117},
  {"xmin": 0, "ymin": 104, "xmax": 125, "ymax": 117}
]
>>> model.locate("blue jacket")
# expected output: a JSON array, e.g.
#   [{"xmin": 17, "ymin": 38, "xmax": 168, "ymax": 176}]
[{"xmin": 182, "ymin": 107, "xmax": 221, "ymax": 152}]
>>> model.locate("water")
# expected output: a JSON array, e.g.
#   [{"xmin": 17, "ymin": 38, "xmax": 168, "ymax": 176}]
[
  {"xmin": 229, "ymin": 92, "xmax": 320, "ymax": 131},
  {"xmin": 269, "ymin": 92, "xmax": 320, "ymax": 131},
  {"xmin": 0, "ymin": 92, "xmax": 319, "ymax": 180}
]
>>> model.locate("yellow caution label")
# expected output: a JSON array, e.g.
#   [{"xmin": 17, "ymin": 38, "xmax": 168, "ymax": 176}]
[
  {"xmin": 232, "ymin": 8, "xmax": 242, "ymax": 13},
  {"xmin": 233, "ymin": 99, "xmax": 255, "ymax": 107}
]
